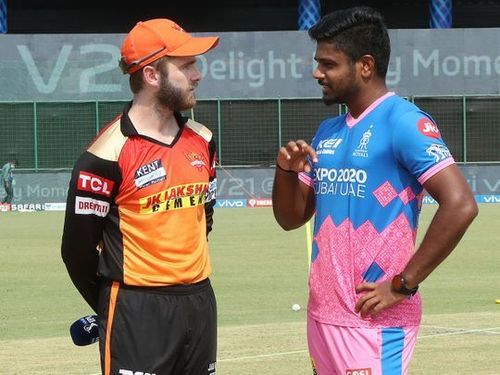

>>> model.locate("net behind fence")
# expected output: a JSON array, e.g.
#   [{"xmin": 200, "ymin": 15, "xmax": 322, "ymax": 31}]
[{"xmin": 0, "ymin": 96, "xmax": 499, "ymax": 170}]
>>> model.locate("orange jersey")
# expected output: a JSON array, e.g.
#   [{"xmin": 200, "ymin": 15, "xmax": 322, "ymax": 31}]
[{"xmin": 61, "ymin": 104, "xmax": 217, "ymax": 311}]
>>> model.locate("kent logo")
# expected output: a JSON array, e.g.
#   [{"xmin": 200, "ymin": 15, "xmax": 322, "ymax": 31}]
[
  {"xmin": 78, "ymin": 171, "xmax": 114, "ymax": 197},
  {"xmin": 135, "ymin": 159, "xmax": 162, "ymax": 178},
  {"xmin": 134, "ymin": 159, "xmax": 167, "ymax": 189},
  {"xmin": 418, "ymin": 118, "xmax": 440, "ymax": 138}
]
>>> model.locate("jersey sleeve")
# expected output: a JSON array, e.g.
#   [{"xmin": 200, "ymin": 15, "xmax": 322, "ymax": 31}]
[
  {"xmin": 205, "ymin": 138, "xmax": 217, "ymax": 237},
  {"xmin": 298, "ymin": 126, "xmax": 322, "ymax": 188},
  {"xmin": 393, "ymin": 111, "xmax": 455, "ymax": 185},
  {"xmin": 61, "ymin": 151, "xmax": 121, "ymax": 312}
]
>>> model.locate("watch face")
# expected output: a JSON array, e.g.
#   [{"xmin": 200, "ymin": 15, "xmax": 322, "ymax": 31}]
[
  {"xmin": 391, "ymin": 274, "xmax": 418, "ymax": 296},
  {"xmin": 392, "ymin": 275, "xmax": 404, "ymax": 291}
]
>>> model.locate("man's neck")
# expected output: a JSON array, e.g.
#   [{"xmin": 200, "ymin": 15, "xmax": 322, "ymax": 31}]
[
  {"xmin": 128, "ymin": 99, "xmax": 180, "ymax": 144},
  {"xmin": 348, "ymin": 86, "xmax": 389, "ymax": 119}
]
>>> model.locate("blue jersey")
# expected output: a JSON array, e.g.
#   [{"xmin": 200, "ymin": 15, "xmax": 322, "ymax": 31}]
[{"xmin": 300, "ymin": 93, "xmax": 454, "ymax": 327}]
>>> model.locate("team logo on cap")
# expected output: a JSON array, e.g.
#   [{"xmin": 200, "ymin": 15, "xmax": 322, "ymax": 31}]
[
  {"xmin": 418, "ymin": 117, "xmax": 440, "ymax": 138},
  {"xmin": 171, "ymin": 23, "xmax": 185, "ymax": 32}
]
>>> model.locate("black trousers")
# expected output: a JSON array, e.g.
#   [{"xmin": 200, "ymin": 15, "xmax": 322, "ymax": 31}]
[
  {"xmin": 2, "ymin": 181, "xmax": 13, "ymax": 203},
  {"xmin": 98, "ymin": 279, "xmax": 217, "ymax": 375}
]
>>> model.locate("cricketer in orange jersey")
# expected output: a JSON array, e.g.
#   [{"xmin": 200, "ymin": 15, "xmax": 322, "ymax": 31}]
[{"xmin": 61, "ymin": 18, "xmax": 219, "ymax": 375}]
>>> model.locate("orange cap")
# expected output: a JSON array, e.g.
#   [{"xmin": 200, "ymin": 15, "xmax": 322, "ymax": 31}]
[{"xmin": 121, "ymin": 19, "xmax": 219, "ymax": 74}]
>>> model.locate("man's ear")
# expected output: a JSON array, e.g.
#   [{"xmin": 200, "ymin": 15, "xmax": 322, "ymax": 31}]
[
  {"xmin": 142, "ymin": 65, "xmax": 161, "ymax": 86},
  {"xmin": 358, "ymin": 54, "xmax": 376, "ymax": 79}
]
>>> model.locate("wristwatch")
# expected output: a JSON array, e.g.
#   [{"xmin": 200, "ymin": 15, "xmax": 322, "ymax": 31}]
[{"xmin": 391, "ymin": 274, "xmax": 419, "ymax": 296}]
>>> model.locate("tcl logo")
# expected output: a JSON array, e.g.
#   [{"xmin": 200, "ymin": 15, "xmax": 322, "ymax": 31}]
[
  {"xmin": 78, "ymin": 171, "xmax": 114, "ymax": 197},
  {"xmin": 346, "ymin": 369, "xmax": 372, "ymax": 375},
  {"xmin": 418, "ymin": 118, "xmax": 440, "ymax": 138}
]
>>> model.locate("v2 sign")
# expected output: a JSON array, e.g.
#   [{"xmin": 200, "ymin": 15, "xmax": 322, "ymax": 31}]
[{"xmin": 17, "ymin": 42, "xmax": 124, "ymax": 96}]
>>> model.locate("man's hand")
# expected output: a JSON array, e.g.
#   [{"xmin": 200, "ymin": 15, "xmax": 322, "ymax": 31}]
[
  {"xmin": 355, "ymin": 279, "xmax": 408, "ymax": 319},
  {"xmin": 277, "ymin": 140, "xmax": 318, "ymax": 173}
]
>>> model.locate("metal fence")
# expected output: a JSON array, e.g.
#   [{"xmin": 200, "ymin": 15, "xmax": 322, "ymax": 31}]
[{"xmin": 0, "ymin": 96, "xmax": 499, "ymax": 170}]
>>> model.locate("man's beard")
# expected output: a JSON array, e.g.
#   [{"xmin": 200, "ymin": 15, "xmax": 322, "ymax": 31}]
[
  {"xmin": 322, "ymin": 95, "xmax": 338, "ymax": 106},
  {"xmin": 157, "ymin": 75, "xmax": 196, "ymax": 112},
  {"xmin": 319, "ymin": 75, "xmax": 356, "ymax": 106},
  {"xmin": 317, "ymin": 79, "xmax": 339, "ymax": 106}
]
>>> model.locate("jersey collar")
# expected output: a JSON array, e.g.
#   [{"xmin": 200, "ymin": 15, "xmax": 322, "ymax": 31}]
[
  {"xmin": 119, "ymin": 101, "xmax": 187, "ymax": 137},
  {"xmin": 346, "ymin": 92, "xmax": 395, "ymax": 128}
]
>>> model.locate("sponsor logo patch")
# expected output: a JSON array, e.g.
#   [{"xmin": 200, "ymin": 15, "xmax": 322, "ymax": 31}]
[
  {"xmin": 206, "ymin": 179, "xmax": 217, "ymax": 202},
  {"xmin": 139, "ymin": 183, "xmax": 208, "ymax": 213},
  {"xmin": 75, "ymin": 196, "xmax": 110, "ymax": 217},
  {"xmin": 134, "ymin": 159, "xmax": 167, "ymax": 189},
  {"xmin": 248, "ymin": 198, "xmax": 272, "ymax": 207},
  {"xmin": 346, "ymin": 368, "xmax": 372, "ymax": 375},
  {"xmin": 418, "ymin": 117, "xmax": 440, "ymax": 138},
  {"xmin": 78, "ymin": 171, "xmax": 114, "ymax": 197},
  {"xmin": 118, "ymin": 370, "xmax": 156, "ymax": 375},
  {"xmin": 185, "ymin": 151, "xmax": 207, "ymax": 170},
  {"xmin": 317, "ymin": 138, "xmax": 342, "ymax": 155},
  {"xmin": 208, "ymin": 361, "xmax": 216, "ymax": 375},
  {"xmin": 426, "ymin": 143, "xmax": 452, "ymax": 162}
]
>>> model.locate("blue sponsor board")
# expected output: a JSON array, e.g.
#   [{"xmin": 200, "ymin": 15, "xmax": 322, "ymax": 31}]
[
  {"xmin": 475, "ymin": 195, "xmax": 500, "ymax": 204},
  {"xmin": 423, "ymin": 195, "xmax": 500, "ymax": 204},
  {"xmin": 215, "ymin": 199, "xmax": 247, "ymax": 208}
]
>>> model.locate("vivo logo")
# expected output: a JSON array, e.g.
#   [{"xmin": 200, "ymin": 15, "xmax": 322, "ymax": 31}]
[
  {"xmin": 216, "ymin": 199, "xmax": 246, "ymax": 208},
  {"xmin": 482, "ymin": 195, "xmax": 500, "ymax": 203},
  {"xmin": 422, "ymin": 196, "xmax": 437, "ymax": 204}
]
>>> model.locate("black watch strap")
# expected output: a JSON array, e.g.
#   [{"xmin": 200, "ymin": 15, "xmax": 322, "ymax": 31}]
[{"xmin": 391, "ymin": 274, "xmax": 419, "ymax": 296}]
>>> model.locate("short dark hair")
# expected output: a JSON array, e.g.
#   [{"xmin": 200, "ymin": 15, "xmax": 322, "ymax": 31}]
[
  {"xmin": 308, "ymin": 6, "xmax": 390, "ymax": 78},
  {"xmin": 126, "ymin": 56, "xmax": 169, "ymax": 94}
]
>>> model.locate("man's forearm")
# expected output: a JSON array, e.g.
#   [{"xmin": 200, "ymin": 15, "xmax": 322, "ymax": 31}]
[
  {"xmin": 402, "ymin": 198, "xmax": 478, "ymax": 288},
  {"xmin": 272, "ymin": 168, "xmax": 313, "ymax": 230}
]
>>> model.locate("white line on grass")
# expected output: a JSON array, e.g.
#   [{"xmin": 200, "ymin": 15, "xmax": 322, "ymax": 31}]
[
  {"xmin": 419, "ymin": 325, "xmax": 500, "ymax": 339},
  {"xmin": 86, "ymin": 325, "xmax": 500, "ymax": 373},
  {"xmin": 219, "ymin": 349, "xmax": 308, "ymax": 362},
  {"xmin": 86, "ymin": 350, "xmax": 311, "ymax": 374},
  {"xmin": 87, "ymin": 350, "xmax": 310, "ymax": 374}
]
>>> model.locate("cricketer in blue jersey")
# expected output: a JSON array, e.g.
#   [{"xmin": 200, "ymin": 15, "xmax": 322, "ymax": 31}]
[{"xmin": 272, "ymin": 6, "xmax": 478, "ymax": 375}]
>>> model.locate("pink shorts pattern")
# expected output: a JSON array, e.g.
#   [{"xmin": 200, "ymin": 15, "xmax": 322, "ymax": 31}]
[{"xmin": 308, "ymin": 315, "xmax": 419, "ymax": 375}]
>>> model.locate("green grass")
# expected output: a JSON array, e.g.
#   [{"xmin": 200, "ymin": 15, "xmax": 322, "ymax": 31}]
[{"xmin": 0, "ymin": 205, "xmax": 499, "ymax": 374}]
